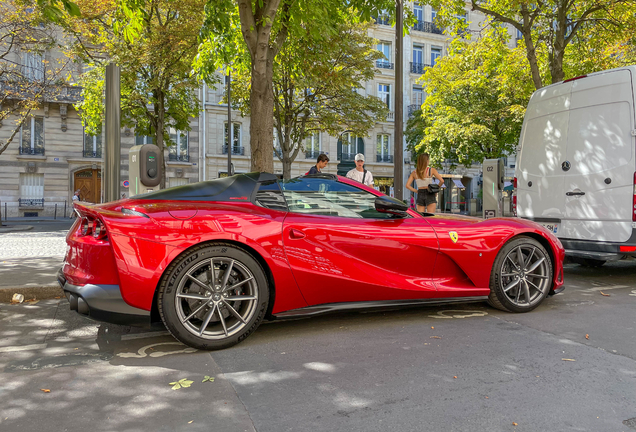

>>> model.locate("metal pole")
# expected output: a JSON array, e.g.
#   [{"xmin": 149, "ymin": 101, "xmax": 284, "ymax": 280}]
[
  {"xmin": 394, "ymin": 0, "xmax": 404, "ymax": 201},
  {"xmin": 54, "ymin": 203, "xmax": 57, "ymax": 220},
  {"xmin": 227, "ymin": 71, "xmax": 232, "ymax": 176},
  {"xmin": 64, "ymin": 200, "xmax": 67, "ymax": 218},
  {"xmin": 104, "ymin": 63, "xmax": 121, "ymax": 202}
]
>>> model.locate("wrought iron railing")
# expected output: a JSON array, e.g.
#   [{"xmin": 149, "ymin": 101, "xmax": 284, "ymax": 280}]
[
  {"xmin": 83, "ymin": 149, "xmax": 102, "ymax": 158},
  {"xmin": 410, "ymin": 62, "xmax": 431, "ymax": 74},
  {"xmin": 18, "ymin": 198, "xmax": 44, "ymax": 207},
  {"xmin": 376, "ymin": 155, "xmax": 394, "ymax": 163},
  {"xmin": 19, "ymin": 146, "xmax": 45, "ymax": 156},
  {"xmin": 376, "ymin": 60, "xmax": 394, "ymax": 69},
  {"xmin": 168, "ymin": 153, "xmax": 190, "ymax": 162},
  {"xmin": 340, "ymin": 153, "xmax": 357, "ymax": 162},
  {"xmin": 222, "ymin": 145, "xmax": 245, "ymax": 155},
  {"xmin": 413, "ymin": 20, "xmax": 443, "ymax": 34},
  {"xmin": 408, "ymin": 104, "xmax": 420, "ymax": 118},
  {"xmin": 374, "ymin": 16, "xmax": 391, "ymax": 26},
  {"xmin": 305, "ymin": 150, "xmax": 324, "ymax": 159}
]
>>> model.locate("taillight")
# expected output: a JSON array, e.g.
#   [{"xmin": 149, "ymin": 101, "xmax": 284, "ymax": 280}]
[
  {"xmin": 93, "ymin": 219, "xmax": 107, "ymax": 239},
  {"xmin": 81, "ymin": 217, "xmax": 92, "ymax": 236},
  {"xmin": 513, "ymin": 177, "xmax": 517, "ymax": 188},
  {"xmin": 633, "ymin": 172, "xmax": 636, "ymax": 222},
  {"xmin": 78, "ymin": 216, "xmax": 107, "ymax": 240}
]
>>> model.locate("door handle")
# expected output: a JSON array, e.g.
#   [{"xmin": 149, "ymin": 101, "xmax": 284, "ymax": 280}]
[
  {"xmin": 566, "ymin": 191, "xmax": 585, "ymax": 196},
  {"xmin": 289, "ymin": 229, "xmax": 306, "ymax": 239}
]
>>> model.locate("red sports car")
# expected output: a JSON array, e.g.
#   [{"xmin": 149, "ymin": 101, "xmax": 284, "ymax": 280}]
[{"xmin": 58, "ymin": 172, "xmax": 565, "ymax": 350}]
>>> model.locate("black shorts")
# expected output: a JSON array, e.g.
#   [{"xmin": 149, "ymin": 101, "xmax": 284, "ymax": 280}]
[{"xmin": 416, "ymin": 189, "xmax": 437, "ymax": 206}]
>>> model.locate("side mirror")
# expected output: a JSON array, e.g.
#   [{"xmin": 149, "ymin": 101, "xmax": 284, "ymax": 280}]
[{"xmin": 375, "ymin": 195, "xmax": 408, "ymax": 217}]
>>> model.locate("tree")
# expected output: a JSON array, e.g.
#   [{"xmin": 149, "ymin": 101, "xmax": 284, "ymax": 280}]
[
  {"xmin": 0, "ymin": 0, "xmax": 76, "ymax": 156},
  {"xmin": 193, "ymin": 0, "xmax": 400, "ymax": 174},
  {"xmin": 428, "ymin": 0, "xmax": 636, "ymax": 89},
  {"xmin": 410, "ymin": 27, "xmax": 532, "ymax": 167},
  {"xmin": 229, "ymin": 19, "xmax": 388, "ymax": 179},
  {"xmin": 64, "ymin": 0, "xmax": 209, "ymax": 188}
]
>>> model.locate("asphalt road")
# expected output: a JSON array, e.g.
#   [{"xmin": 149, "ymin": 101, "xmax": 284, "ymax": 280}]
[{"xmin": 1, "ymin": 260, "xmax": 636, "ymax": 432}]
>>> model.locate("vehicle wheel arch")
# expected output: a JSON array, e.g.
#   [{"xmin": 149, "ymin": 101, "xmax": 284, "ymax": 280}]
[
  {"xmin": 150, "ymin": 239, "xmax": 277, "ymax": 325},
  {"xmin": 506, "ymin": 232, "xmax": 557, "ymax": 292}
]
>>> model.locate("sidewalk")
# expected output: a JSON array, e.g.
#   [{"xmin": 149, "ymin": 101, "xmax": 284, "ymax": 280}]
[{"xmin": 0, "ymin": 219, "xmax": 73, "ymax": 302}]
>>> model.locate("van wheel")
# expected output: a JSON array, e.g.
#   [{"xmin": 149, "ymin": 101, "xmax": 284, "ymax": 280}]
[
  {"xmin": 158, "ymin": 243, "xmax": 269, "ymax": 350},
  {"xmin": 487, "ymin": 237, "xmax": 553, "ymax": 313}
]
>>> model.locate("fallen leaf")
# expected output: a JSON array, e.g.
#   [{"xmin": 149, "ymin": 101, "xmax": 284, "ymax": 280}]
[
  {"xmin": 600, "ymin": 291, "xmax": 610, "ymax": 296},
  {"xmin": 431, "ymin": 326, "xmax": 434, "ymax": 329},
  {"xmin": 485, "ymin": 396, "xmax": 489, "ymax": 399},
  {"xmin": 562, "ymin": 358, "xmax": 576, "ymax": 362},
  {"xmin": 40, "ymin": 389, "xmax": 51, "ymax": 393},
  {"xmin": 513, "ymin": 422, "xmax": 518, "ymax": 426},
  {"xmin": 585, "ymin": 334, "xmax": 589, "ymax": 340},
  {"xmin": 202, "ymin": 376, "xmax": 215, "ymax": 383},
  {"xmin": 188, "ymin": 421, "xmax": 193, "ymax": 424},
  {"xmin": 169, "ymin": 378, "xmax": 194, "ymax": 390},
  {"xmin": 453, "ymin": 376, "xmax": 457, "ymax": 379},
  {"xmin": 430, "ymin": 336, "xmax": 441, "ymax": 339}
]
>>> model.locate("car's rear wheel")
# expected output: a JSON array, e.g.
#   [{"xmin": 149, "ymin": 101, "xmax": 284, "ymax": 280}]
[
  {"xmin": 487, "ymin": 236, "xmax": 553, "ymax": 313},
  {"xmin": 158, "ymin": 243, "xmax": 269, "ymax": 350}
]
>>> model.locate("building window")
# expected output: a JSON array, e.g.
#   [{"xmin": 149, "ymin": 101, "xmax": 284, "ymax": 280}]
[
  {"xmin": 20, "ymin": 116, "xmax": 44, "ymax": 155},
  {"xmin": 376, "ymin": 42, "xmax": 393, "ymax": 69},
  {"xmin": 411, "ymin": 45, "xmax": 424, "ymax": 74},
  {"xmin": 413, "ymin": 87, "xmax": 423, "ymax": 106},
  {"xmin": 431, "ymin": 7, "xmax": 437, "ymax": 22},
  {"xmin": 19, "ymin": 173, "xmax": 44, "ymax": 207},
  {"xmin": 83, "ymin": 128, "xmax": 102, "ymax": 158},
  {"xmin": 168, "ymin": 129, "xmax": 189, "ymax": 162},
  {"xmin": 414, "ymin": 3, "xmax": 423, "ymax": 22},
  {"xmin": 378, "ymin": 84, "xmax": 391, "ymax": 109},
  {"xmin": 340, "ymin": 132, "xmax": 361, "ymax": 161},
  {"xmin": 305, "ymin": 132, "xmax": 321, "ymax": 159},
  {"xmin": 21, "ymin": 51, "xmax": 44, "ymax": 81},
  {"xmin": 431, "ymin": 46, "xmax": 442, "ymax": 67},
  {"xmin": 223, "ymin": 122, "xmax": 243, "ymax": 155},
  {"xmin": 376, "ymin": 134, "xmax": 392, "ymax": 163},
  {"xmin": 135, "ymin": 135, "xmax": 154, "ymax": 145}
]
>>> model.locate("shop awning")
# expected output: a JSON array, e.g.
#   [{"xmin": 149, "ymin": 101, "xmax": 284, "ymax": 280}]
[
  {"xmin": 453, "ymin": 179, "xmax": 465, "ymax": 189},
  {"xmin": 432, "ymin": 178, "xmax": 447, "ymax": 188}
]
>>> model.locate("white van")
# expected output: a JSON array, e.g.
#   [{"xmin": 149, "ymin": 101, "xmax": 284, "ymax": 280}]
[{"xmin": 515, "ymin": 65, "xmax": 636, "ymax": 267}]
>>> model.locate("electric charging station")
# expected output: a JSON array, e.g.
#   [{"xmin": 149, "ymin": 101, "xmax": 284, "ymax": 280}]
[
  {"xmin": 129, "ymin": 144, "xmax": 162, "ymax": 197},
  {"xmin": 482, "ymin": 158, "xmax": 505, "ymax": 219}
]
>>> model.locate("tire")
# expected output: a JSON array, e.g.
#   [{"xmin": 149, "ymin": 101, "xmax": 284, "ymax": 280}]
[
  {"xmin": 487, "ymin": 236, "xmax": 553, "ymax": 313},
  {"xmin": 158, "ymin": 243, "xmax": 269, "ymax": 350}
]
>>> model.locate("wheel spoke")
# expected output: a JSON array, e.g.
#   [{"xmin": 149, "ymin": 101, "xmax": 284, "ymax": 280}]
[
  {"xmin": 515, "ymin": 282, "xmax": 522, "ymax": 303},
  {"xmin": 187, "ymin": 274, "xmax": 213, "ymax": 293},
  {"xmin": 527, "ymin": 274, "xmax": 549, "ymax": 280},
  {"xmin": 503, "ymin": 278, "xmax": 521, "ymax": 293},
  {"xmin": 516, "ymin": 247, "xmax": 526, "ymax": 271},
  {"xmin": 220, "ymin": 259, "xmax": 235, "ymax": 289},
  {"xmin": 217, "ymin": 307, "xmax": 228, "ymax": 336},
  {"xmin": 526, "ymin": 257, "xmax": 546, "ymax": 273},
  {"xmin": 222, "ymin": 300, "xmax": 247, "ymax": 324},
  {"xmin": 198, "ymin": 304, "xmax": 217, "ymax": 336},
  {"xmin": 208, "ymin": 258, "xmax": 216, "ymax": 286},
  {"xmin": 526, "ymin": 278, "xmax": 542, "ymax": 293},
  {"xmin": 506, "ymin": 255, "xmax": 520, "ymax": 270},
  {"xmin": 502, "ymin": 272, "xmax": 517, "ymax": 278},
  {"xmin": 225, "ymin": 295, "xmax": 257, "ymax": 301},
  {"xmin": 181, "ymin": 301, "xmax": 209, "ymax": 323},
  {"xmin": 522, "ymin": 280, "xmax": 532, "ymax": 304},
  {"xmin": 524, "ymin": 248, "xmax": 535, "ymax": 267},
  {"xmin": 224, "ymin": 276, "xmax": 254, "ymax": 293},
  {"xmin": 177, "ymin": 292, "xmax": 210, "ymax": 301}
]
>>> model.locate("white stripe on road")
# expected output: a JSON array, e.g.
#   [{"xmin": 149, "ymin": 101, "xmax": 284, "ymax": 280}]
[{"xmin": 0, "ymin": 343, "xmax": 47, "ymax": 353}]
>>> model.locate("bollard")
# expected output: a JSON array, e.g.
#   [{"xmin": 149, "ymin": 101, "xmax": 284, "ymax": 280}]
[
  {"xmin": 54, "ymin": 203, "xmax": 57, "ymax": 220},
  {"xmin": 4, "ymin": 202, "xmax": 6, "ymax": 221},
  {"xmin": 64, "ymin": 200, "xmax": 67, "ymax": 218}
]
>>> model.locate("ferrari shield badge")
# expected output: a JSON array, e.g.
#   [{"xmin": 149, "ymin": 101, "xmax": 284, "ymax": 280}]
[{"xmin": 449, "ymin": 231, "xmax": 459, "ymax": 243}]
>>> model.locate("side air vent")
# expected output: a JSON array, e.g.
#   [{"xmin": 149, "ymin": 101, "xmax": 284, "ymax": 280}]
[{"xmin": 255, "ymin": 190, "xmax": 288, "ymax": 212}]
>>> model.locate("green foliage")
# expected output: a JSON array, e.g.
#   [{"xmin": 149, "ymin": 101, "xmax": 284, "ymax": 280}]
[{"xmin": 410, "ymin": 27, "xmax": 532, "ymax": 168}]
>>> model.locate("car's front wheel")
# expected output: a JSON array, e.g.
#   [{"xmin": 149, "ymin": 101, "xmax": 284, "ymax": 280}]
[
  {"xmin": 158, "ymin": 243, "xmax": 269, "ymax": 350},
  {"xmin": 487, "ymin": 236, "xmax": 553, "ymax": 313}
]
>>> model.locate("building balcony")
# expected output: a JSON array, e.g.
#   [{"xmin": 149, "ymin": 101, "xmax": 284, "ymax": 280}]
[
  {"xmin": 385, "ymin": 111, "xmax": 394, "ymax": 122},
  {"xmin": 168, "ymin": 153, "xmax": 190, "ymax": 162},
  {"xmin": 305, "ymin": 150, "xmax": 324, "ymax": 159},
  {"xmin": 83, "ymin": 149, "xmax": 102, "ymax": 158},
  {"xmin": 19, "ymin": 146, "xmax": 45, "ymax": 156},
  {"xmin": 376, "ymin": 60, "xmax": 394, "ymax": 70},
  {"xmin": 18, "ymin": 198, "xmax": 44, "ymax": 207},
  {"xmin": 374, "ymin": 16, "xmax": 391, "ymax": 26},
  {"xmin": 410, "ymin": 62, "xmax": 431, "ymax": 74},
  {"xmin": 376, "ymin": 155, "xmax": 394, "ymax": 163},
  {"xmin": 340, "ymin": 153, "xmax": 357, "ymax": 162},
  {"xmin": 408, "ymin": 104, "xmax": 420, "ymax": 118},
  {"xmin": 413, "ymin": 20, "xmax": 443, "ymax": 35},
  {"xmin": 222, "ymin": 145, "xmax": 245, "ymax": 155}
]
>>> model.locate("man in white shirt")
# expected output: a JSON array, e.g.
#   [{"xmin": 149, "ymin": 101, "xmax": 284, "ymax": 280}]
[{"xmin": 346, "ymin": 153, "xmax": 374, "ymax": 187}]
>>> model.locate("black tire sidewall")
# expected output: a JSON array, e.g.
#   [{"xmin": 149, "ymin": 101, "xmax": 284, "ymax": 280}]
[
  {"xmin": 490, "ymin": 237, "xmax": 553, "ymax": 313},
  {"xmin": 159, "ymin": 244, "xmax": 269, "ymax": 350}
]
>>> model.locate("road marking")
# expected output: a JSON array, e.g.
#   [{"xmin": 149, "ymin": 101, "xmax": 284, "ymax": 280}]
[
  {"xmin": 0, "ymin": 343, "xmax": 47, "ymax": 353},
  {"xmin": 629, "ymin": 290, "xmax": 636, "ymax": 297},
  {"xmin": 120, "ymin": 331, "xmax": 170, "ymax": 341},
  {"xmin": 116, "ymin": 342, "xmax": 197, "ymax": 358},
  {"xmin": 429, "ymin": 310, "xmax": 488, "ymax": 319}
]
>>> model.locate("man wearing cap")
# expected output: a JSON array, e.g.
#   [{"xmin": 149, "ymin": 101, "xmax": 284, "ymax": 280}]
[{"xmin": 346, "ymin": 153, "xmax": 374, "ymax": 187}]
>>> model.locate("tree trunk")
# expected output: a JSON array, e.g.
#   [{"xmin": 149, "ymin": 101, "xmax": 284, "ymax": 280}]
[{"xmin": 249, "ymin": 50, "xmax": 275, "ymax": 174}]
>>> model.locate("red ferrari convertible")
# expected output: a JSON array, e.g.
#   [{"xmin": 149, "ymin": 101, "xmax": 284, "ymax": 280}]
[{"xmin": 58, "ymin": 172, "xmax": 564, "ymax": 350}]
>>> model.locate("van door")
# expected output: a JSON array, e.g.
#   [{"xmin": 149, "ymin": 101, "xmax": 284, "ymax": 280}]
[
  {"xmin": 562, "ymin": 69, "xmax": 635, "ymax": 242},
  {"xmin": 516, "ymin": 82, "xmax": 573, "ymax": 222}
]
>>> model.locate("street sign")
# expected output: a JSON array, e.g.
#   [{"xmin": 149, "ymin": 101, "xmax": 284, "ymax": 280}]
[{"xmin": 122, "ymin": 180, "xmax": 130, "ymax": 188}]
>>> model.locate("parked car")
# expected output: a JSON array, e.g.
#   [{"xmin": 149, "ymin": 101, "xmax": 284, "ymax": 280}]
[
  {"xmin": 58, "ymin": 172, "xmax": 565, "ymax": 350},
  {"xmin": 515, "ymin": 65, "xmax": 636, "ymax": 267}
]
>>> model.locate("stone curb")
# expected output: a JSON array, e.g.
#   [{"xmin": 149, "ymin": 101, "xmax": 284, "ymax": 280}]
[
  {"xmin": 0, "ymin": 285, "xmax": 64, "ymax": 303},
  {"xmin": 0, "ymin": 225, "xmax": 34, "ymax": 233}
]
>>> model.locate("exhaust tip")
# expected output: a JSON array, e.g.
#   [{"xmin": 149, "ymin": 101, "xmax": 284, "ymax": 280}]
[
  {"xmin": 69, "ymin": 294, "xmax": 78, "ymax": 311},
  {"xmin": 77, "ymin": 297, "xmax": 89, "ymax": 315}
]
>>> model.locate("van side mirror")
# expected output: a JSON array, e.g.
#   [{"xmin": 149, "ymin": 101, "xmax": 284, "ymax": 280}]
[{"xmin": 375, "ymin": 195, "xmax": 408, "ymax": 217}]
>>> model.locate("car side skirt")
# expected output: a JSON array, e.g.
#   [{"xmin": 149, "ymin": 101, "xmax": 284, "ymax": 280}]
[{"xmin": 271, "ymin": 296, "xmax": 489, "ymax": 319}]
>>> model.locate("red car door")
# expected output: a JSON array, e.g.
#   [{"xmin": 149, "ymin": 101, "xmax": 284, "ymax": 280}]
[{"xmin": 280, "ymin": 177, "xmax": 439, "ymax": 306}]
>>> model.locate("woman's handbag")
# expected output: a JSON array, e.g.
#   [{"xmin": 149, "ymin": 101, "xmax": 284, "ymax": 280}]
[{"xmin": 427, "ymin": 183, "xmax": 440, "ymax": 194}]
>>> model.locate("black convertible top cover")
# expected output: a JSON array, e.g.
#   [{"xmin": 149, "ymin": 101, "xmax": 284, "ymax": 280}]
[{"xmin": 136, "ymin": 172, "xmax": 279, "ymax": 202}]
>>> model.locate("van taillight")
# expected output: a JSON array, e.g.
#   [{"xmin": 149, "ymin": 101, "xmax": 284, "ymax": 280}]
[
  {"xmin": 633, "ymin": 172, "xmax": 636, "ymax": 222},
  {"xmin": 513, "ymin": 177, "xmax": 517, "ymax": 188},
  {"xmin": 512, "ymin": 177, "xmax": 517, "ymax": 217}
]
